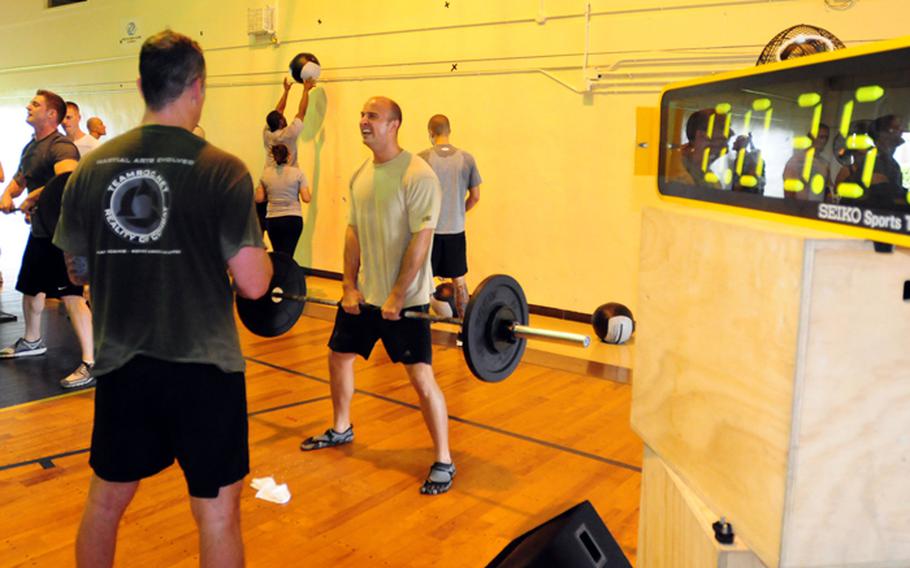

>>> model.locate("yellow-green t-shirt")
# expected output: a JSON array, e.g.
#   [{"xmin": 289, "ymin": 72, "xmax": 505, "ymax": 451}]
[{"xmin": 348, "ymin": 150, "xmax": 441, "ymax": 308}]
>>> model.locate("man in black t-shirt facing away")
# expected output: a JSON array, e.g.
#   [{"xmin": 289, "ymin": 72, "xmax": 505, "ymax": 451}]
[
  {"xmin": 55, "ymin": 30, "xmax": 272, "ymax": 568},
  {"xmin": 0, "ymin": 89, "xmax": 97, "ymax": 389}
]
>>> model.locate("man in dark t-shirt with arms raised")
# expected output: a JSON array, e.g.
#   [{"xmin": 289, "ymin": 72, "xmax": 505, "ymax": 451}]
[{"xmin": 54, "ymin": 30, "xmax": 271, "ymax": 568}]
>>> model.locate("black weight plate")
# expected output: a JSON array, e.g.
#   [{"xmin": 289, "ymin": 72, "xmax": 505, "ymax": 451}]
[
  {"xmin": 462, "ymin": 274, "xmax": 528, "ymax": 382},
  {"xmin": 236, "ymin": 251, "xmax": 305, "ymax": 337}
]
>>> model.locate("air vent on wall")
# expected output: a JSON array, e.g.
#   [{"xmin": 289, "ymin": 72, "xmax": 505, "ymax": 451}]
[{"xmin": 248, "ymin": 6, "xmax": 276, "ymax": 36}]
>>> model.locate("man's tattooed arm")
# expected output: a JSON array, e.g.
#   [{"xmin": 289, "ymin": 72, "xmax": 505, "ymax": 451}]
[{"xmin": 64, "ymin": 253, "xmax": 90, "ymax": 286}]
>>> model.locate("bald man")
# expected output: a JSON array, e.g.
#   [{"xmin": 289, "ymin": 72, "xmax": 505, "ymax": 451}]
[
  {"xmin": 418, "ymin": 114, "xmax": 481, "ymax": 318},
  {"xmin": 301, "ymin": 96, "xmax": 455, "ymax": 495},
  {"xmin": 86, "ymin": 116, "xmax": 107, "ymax": 140}
]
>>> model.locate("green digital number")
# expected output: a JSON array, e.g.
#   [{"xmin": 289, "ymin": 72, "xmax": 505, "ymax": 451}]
[
  {"xmin": 736, "ymin": 98, "xmax": 772, "ymax": 188},
  {"xmin": 783, "ymin": 92, "xmax": 825, "ymax": 195},
  {"xmin": 836, "ymin": 85, "xmax": 884, "ymax": 199},
  {"xmin": 703, "ymin": 102, "xmax": 732, "ymax": 186}
]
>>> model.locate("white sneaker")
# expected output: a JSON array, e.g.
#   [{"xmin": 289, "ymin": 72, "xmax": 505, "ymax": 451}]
[{"xmin": 60, "ymin": 362, "xmax": 96, "ymax": 389}]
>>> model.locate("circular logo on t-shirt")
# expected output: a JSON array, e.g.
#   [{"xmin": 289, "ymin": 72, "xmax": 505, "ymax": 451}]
[{"xmin": 103, "ymin": 169, "xmax": 170, "ymax": 243}]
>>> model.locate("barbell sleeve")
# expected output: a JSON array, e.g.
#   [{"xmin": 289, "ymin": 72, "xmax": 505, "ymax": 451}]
[
  {"xmin": 510, "ymin": 324, "xmax": 591, "ymax": 347},
  {"xmin": 405, "ymin": 307, "xmax": 590, "ymax": 347}
]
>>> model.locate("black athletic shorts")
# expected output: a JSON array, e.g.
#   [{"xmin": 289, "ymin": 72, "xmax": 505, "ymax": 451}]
[
  {"xmin": 328, "ymin": 304, "xmax": 432, "ymax": 365},
  {"xmin": 89, "ymin": 355, "xmax": 250, "ymax": 499},
  {"xmin": 431, "ymin": 232, "xmax": 467, "ymax": 279},
  {"xmin": 15, "ymin": 234, "xmax": 84, "ymax": 298}
]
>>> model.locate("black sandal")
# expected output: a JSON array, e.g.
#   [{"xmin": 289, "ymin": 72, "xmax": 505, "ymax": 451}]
[
  {"xmin": 300, "ymin": 425, "xmax": 354, "ymax": 451},
  {"xmin": 420, "ymin": 462, "xmax": 456, "ymax": 495}
]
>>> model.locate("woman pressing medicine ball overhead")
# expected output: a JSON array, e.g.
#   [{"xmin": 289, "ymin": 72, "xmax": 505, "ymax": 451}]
[{"xmin": 255, "ymin": 144, "xmax": 311, "ymax": 256}]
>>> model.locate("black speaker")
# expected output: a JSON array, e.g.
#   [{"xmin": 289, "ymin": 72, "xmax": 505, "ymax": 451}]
[{"xmin": 486, "ymin": 501, "xmax": 631, "ymax": 568}]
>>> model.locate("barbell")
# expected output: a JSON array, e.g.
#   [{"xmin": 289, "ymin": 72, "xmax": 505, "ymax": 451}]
[{"xmin": 236, "ymin": 252, "xmax": 591, "ymax": 383}]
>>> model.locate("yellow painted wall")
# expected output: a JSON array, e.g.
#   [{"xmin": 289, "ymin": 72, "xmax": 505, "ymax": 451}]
[{"xmin": 1, "ymin": 0, "xmax": 908, "ymax": 313}]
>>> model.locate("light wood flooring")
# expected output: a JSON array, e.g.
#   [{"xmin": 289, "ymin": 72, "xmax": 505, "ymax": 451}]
[{"xmin": 0, "ymin": 287, "xmax": 642, "ymax": 567}]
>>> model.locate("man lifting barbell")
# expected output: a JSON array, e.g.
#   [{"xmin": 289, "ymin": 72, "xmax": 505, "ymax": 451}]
[
  {"xmin": 235, "ymin": 94, "xmax": 590, "ymax": 496},
  {"xmin": 308, "ymin": 96, "xmax": 454, "ymax": 495},
  {"xmin": 237, "ymin": 258, "xmax": 592, "ymax": 500}
]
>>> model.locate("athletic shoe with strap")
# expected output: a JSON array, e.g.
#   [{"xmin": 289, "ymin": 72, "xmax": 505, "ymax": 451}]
[
  {"xmin": 300, "ymin": 425, "xmax": 354, "ymax": 451},
  {"xmin": 0, "ymin": 337, "xmax": 48, "ymax": 359},
  {"xmin": 60, "ymin": 361, "xmax": 96, "ymax": 389}
]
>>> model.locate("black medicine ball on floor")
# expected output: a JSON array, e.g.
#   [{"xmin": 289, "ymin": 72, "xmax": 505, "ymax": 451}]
[
  {"xmin": 289, "ymin": 52, "xmax": 321, "ymax": 83},
  {"xmin": 592, "ymin": 303, "xmax": 635, "ymax": 345}
]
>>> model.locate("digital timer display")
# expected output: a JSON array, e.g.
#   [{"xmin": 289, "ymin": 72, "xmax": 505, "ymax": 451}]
[{"xmin": 658, "ymin": 38, "xmax": 910, "ymax": 245}]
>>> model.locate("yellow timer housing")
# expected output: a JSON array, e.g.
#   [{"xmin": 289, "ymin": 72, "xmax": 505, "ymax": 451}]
[{"xmin": 658, "ymin": 36, "xmax": 910, "ymax": 247}]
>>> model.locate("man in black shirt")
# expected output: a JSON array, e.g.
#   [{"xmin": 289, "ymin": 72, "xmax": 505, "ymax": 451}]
[{"xmin": 0, "ymin": 89, "xmax": 95, "ymax": 389}]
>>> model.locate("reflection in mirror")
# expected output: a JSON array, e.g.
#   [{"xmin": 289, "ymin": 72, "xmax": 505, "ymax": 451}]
[{"xmin": 659, "ymin": 46, "xmax": 910, "ymax": 242}]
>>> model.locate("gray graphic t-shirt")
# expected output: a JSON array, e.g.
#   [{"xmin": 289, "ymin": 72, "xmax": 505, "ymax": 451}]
[
  {"xmin": 417, "ymin": 144, "xmax": 481, "ymax": 234},
  {"xmin": 54, "ymin": 124, "xmax": 264, "ymax": 375}
]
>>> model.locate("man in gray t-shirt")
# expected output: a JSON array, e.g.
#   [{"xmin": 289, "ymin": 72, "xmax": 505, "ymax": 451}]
[{"xmin": 418, "ymin": 114, "xmax": 482, "ymax": 317}]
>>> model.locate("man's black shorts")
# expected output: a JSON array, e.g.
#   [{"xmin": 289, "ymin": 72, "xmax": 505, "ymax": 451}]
[
  {"xmin": 15, "ymin": 235, "xmax": 84, "ymax": 298},
  {"xmin": 90, "ymin": 355, "xmax": 249, "ymax": 499},
  {"xmin": 328, "ymin": 304, "xmax": 432, "ymax": 365},
  {"xmin": 431, "ymin": 232, "xmax": 467, "ymax": 279}
]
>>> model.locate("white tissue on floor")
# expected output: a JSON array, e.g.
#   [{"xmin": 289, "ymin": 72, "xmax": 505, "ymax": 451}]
[{"xmin": 250, "ymin": 476, "xmax": 291, "ymax": 504}]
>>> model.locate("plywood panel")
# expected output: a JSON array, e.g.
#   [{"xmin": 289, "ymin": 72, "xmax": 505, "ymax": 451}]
[
  {"xmin": 638, "ymin": 447, "xmax": 766, "ymax": 568},
  {"xmin": 781, "ymin": 242, "xmax": 910, "ymax": 567},
  {"xmin": 632, "ymin": 206, "xmax": 809, "ymax": 567}
]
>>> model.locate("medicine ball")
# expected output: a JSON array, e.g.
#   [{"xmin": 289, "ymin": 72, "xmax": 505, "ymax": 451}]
[
  {"xmin": 430, "ymin": 282, "xmax": 458, "ymax": 318},
  {"xmin": 289, "ymin": 52, "xmax": 321, "ymax": 83},
  {"xmin": 592, "ymin": 303, "xmax": 635, "ymax": 345}
]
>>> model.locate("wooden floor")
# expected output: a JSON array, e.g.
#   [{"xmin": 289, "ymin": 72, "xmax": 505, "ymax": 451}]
[
  {"xmin": 0, "ymin": 289, "xmax": 90, "ymax": 408},
  {"xmin": 0, "ymin": 296, "xmax": 643, "ymax": 566}
]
